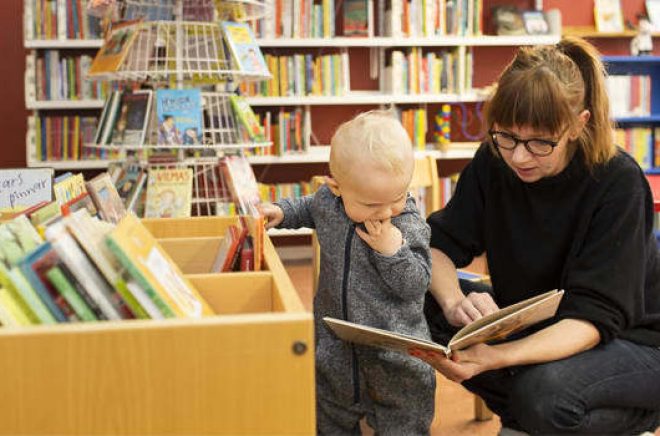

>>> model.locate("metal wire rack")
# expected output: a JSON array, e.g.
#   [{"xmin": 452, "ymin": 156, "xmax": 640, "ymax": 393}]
[{"xmin": 89, "ymin": 21, "xmax": 270, "ymax": 84}]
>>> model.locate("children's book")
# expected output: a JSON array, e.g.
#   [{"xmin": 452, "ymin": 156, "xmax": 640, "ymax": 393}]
[
  {"xmin": 222, "ymin": 155, "xmax": 261, "ymax": 216},
  {"xmin": 65, "ymin": 210, "xmax": 149, "ymax": 319},
  {"xmin": 594, "ymin": 0, "xmax": 624, "ymax": 33},
  {"xmin": 97, "ymin": 90, "xmax": 123, "ymax": 145},
  {"xmin": 89, "ymin": 19, "xmax": 142, "ymax": 75},
  {"xmin": 44, "ymin": 220, "xmax": 125, "ymax": 320},
  {"xmin": 144, "ymin": 168, "xmax": 193, "ymax": 218},
  {"xmin": 86, "ymin": 172, "xmax": 126, "ymax": 224},
  {"xmin": 155, "ymin": 89, "xmax": 203, "ymax": 146},
  {"xmin": 324, "ymin": 289, "xmax": 564, "ymax": 358},
  {"xmin": 220, "ymin": 21, "xmax": 270, "ymax": 77},
  {"xmin": 229, "ymin": 95, "xmax": 265, "ymax": 142},
  {"xmin": 343, "ymin": 0, "xmax": 371, "ymax": 37},
  {"xmin": 115, "ymin": 162, "xmax": 144, "ymax": 207},
  {"xmin": 110, "ymin": 90, "xmax": 153, "ymax": 146},
  {"xmin": 105, "ymin": 214, "xmax": 214, "ymax": 318}
]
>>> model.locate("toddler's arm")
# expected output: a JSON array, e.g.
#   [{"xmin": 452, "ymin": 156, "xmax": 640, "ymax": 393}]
[
  {"xmin": 370, "ymin": 212, "xmax": 431, "ymax": 301},
  {"xmin": 272, "ymin": 194, "xmax": 316, "ymax": 230}
]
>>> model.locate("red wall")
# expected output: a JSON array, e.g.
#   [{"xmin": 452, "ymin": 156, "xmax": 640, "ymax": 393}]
[
  {"xmin": 0, "ymin": 0, "xmax": 656, "ymax": 168},
  {"xmin": 0, "ymin": 0, "xmax": 28, "ymax": 168}
]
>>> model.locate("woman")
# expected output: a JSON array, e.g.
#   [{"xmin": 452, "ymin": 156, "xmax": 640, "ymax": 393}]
[{"xmin": 415, "ymin": 36, "xmax": 660, "ymax": 434}]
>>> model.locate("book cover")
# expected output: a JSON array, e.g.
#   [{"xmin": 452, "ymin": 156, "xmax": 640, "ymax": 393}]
[
  {"xmin": 105, "ymin": 214, "xmax": 214, "ymax": 318},
  {"xmin": 110, "ymin": 90, "xmax": 153, "ymax": 147},
  {"xmin": 220, "ymin": 21, "xmax": 270, "ymax": 77},
  {"xmin": 115, "ymin": 162, "xmax": 145, "ymax": 207},
  {"xmin": 66, "ymin": 209, "xmax": 149, "ymax": 319},
  {"xmin": 222, "ymin": 155, "xmax": 261, "ymax": 216},
  {"xmin": 324, "ymin": 289, "xmax": 564, "ymax": 357},
  {"xmin": 343, "ymin": 0, "xmax": 370, "ymax": 36},
  {"xmin": 45, "ymin": 266, "xmax": 97, "ymax": 322},
  {"xmin": 0, "ymin": 288, "xmax": 31, "ymax": 326},
  {"xmin": 155, "ymin": 89, "xmax": 203, "ymax": 146},
  {"xmin": 594, "ymin": 0, "xmax": 624, "ymax": 33},
  {"xmin": 88, "ymin": 19, "xmax": 142, "ymax": 75},
  {"xmin": 229, "ymin": 95, "xmax": 266, "ymax": 142},
  {"xmin": 86, "ymin": 172, "xmax": 126, "ymax": 224},
  {"xmin": 44, "ymin": 220, "xmax": 125, "ymax": 321},
  {"xmin": 144, "ymin": 168, "xmax": 193, "ymax": 219},
  {"xmin": 19, "ymin": 242, "xmax": 76, "ymax": 323}
]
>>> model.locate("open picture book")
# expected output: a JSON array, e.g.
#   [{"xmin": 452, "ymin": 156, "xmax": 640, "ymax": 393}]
[{"xmin": 324, "ymin": 289, "xmax": 564, "ymax": 357}]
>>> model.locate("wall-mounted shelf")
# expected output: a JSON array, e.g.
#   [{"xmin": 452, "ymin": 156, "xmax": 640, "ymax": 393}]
[
  {"xmin": 246, "ymin": 91, "xmax": 489, "ymax": 106},
  {"xmin": 563, "ymin": 26, "xmax": 660, "ymax": 39},
  {"xmin": 24, "ymin": 39, "xmax": 104, "ymax": 49},
  {"xmin": 26, "ymin": 100, "xmax": 106, "ymax": 110},
  {"xmin": 257, "ymin": 35, "xmax": 560, "ymax": 48}
]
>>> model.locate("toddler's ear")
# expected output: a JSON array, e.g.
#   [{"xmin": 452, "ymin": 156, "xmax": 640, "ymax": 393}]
[{"xmin": 325, "ymin": 177, "xmax": 341, "ymax": 197}]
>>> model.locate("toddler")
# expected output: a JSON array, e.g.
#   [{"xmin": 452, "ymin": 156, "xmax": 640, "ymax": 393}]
[{"xmin": 260, "ymin": 110, "xmax": 435, "ymax": 434}]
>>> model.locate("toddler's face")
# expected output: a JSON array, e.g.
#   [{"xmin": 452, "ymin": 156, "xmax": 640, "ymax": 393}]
[{"xmin": 336, "ymin": 166, "xmax": 410, "ymax": 223}]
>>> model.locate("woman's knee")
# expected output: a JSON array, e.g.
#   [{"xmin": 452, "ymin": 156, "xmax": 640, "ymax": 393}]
[{"xmin": 509, "ymin": 363, "xmax": 586, "ymax": 433}]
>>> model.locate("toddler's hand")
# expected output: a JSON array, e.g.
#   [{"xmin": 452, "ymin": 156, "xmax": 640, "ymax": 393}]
[
  {"xmin": 258, "ymin": 203, "xmax": 284, "ymax": 229},
  {"xmin": 356, "ymin": 218, "xmax": 403, "ymax": 256}
]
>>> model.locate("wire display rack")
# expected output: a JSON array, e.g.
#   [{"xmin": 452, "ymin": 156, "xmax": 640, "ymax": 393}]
[
  {"xmin": 89, "ymin": 21, "xmax": 270, "ymax": 84},
  {"xmin": 85, "ymin": 0, "xmax": 273, "ymax": 216},
  {"xmin": 86, "ymin": 91, "xmax": 270, "ymax": 153}
]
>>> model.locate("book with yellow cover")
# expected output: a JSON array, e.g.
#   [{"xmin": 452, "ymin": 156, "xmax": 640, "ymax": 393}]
[
  {"xmin": 106, "ymin": 214, "xmax": 214, "ymax": 318},
  {"xmin": 144, "ymin": 168, "xmax": 193, "ymax": 218},
  {"xmin": 88, "ymin": 19, "xmax": 142, "ymax": 76}
]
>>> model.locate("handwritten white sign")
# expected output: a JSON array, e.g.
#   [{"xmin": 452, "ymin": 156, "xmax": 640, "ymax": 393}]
[{"xmin": 0, "ymin": 168, "xmax": 53, "ymax": 209}]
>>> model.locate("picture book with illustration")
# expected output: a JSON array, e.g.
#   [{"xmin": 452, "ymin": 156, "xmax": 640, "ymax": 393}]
[
  {"xmin": 105, "ymin": 214, "xmax": 214, "ymax": 319},
  {"xmin": 144, "ymin": 168, "xmax": 193, "ymax": 218},
  {"xmin": 221, "ymin": 21, "xmax": 270, "ymax": 77},
  {"xmin": 155, "ymin": 89, "xmax": 203, "ymax": 146},
  {"xmin": 110, "ymin": 90, "xmax": 153, "ymax": 146},
  {"xmin": 229, "ymin": 95, "xmax": 265, "ymax": 142},
  {"xmin": 88, "ymin": 19, "xmax": 142, "ymax": 75},
  {"xmin": 324, "ymin": 289, "xmax": 564, "ymax": 357}
]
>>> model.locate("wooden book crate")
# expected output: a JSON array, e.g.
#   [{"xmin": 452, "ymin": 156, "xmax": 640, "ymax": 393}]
[{"xmin": 0, "ymin": 216, "xmax": 315, "ymax": 435}]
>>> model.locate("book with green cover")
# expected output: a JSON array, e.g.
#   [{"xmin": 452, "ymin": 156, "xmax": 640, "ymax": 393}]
[
  {"xmin": 0, "ymin": 287, "xmax": 32, "ymax": 326},
  {"xmin": 65, "ymin": 209, "xmax": 150, "ymax": 320},
  {"xmin": 229, "ymin": 95, "xmax": 265, "ymax": 142},
  {"xmin": 105, "ymin": 214, "xmax": 214, "ymax": 319},
  {"xmin": 45, "ymin": 266, "xmax": 97, "ymax": 322}
]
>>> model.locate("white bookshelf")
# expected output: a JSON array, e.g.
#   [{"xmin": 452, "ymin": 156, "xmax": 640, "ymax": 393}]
[
  {"xmin": 26, "ymin": 159, "xmax": 112, "ymax": 170},
  {"xmin": 248, "ymin": 143, "xmax": 479, "ymax": 165},
  {"xmin": 26, "ymin": 100, "xmax": 106, "ymax": 110},
  {"xmin": 24, "ymin": 39, "xmax": 104, "ymax": 49},
  {"xmin": 257, "ymin": 35, "xmax": 560, "ymax": 48},
  {"xmin": 246, "ymin": 90, "xmax": 489, "ymax": 106}
]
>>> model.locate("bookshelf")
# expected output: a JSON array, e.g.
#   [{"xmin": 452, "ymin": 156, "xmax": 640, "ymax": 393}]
[
  {"xmin": 240, "ymin": 0, "xmax": 561, "ymax": 172},
  {"xmin": 603, "ymin": 55, "xmax": 660, "ymax": 173}
]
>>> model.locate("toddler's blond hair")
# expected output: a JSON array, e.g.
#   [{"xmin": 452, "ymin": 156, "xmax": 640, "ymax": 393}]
[{"xmin": 329, "ymin": 110, "xmax": 413, "ymax": 183}]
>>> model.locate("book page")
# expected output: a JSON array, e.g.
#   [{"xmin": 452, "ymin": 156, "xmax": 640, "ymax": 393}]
[
  {"xmin": 448, "ymin": 289, "xmax": 564, "ymax": 351},
  {"xmin": 323, "ymin": 317, "xmax": 450, "ymax": 355}
]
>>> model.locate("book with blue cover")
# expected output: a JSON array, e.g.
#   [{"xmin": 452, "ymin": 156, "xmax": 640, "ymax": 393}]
[{"xmin": 155, "ymin": 89, "xmax": 203, "ymax": 146}]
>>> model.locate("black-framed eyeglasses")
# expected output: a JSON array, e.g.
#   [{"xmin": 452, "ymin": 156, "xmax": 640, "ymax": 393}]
[{"xmin": 488, "ymin": 130, "xmax": 560, "ymax": 157}]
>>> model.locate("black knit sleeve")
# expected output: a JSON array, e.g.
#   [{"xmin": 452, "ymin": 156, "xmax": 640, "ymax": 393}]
[
  {"xmin": 559, "ymin": 157, "xmax": 653, "ymax": 343},
  {"xmin": 426, "ymin": 144, "xmax": 490, "ymax": 268}
]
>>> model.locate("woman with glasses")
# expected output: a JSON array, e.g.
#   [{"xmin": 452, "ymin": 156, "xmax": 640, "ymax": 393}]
[{"xmin": 416, "ymin": 36, "xmax": 660, "ymax": 434}]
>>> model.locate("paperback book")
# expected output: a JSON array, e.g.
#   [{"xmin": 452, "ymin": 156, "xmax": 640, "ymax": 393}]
[
  {"xmin": 144, "ymin": 168, "xmax": 193, "ymax": 218},
  {"xmin": 221, "ymin": 21, "xmax": 270, "ymax": 77},
  {"xmin": 110, "ymin": 90, "xmax": 153, "ymax": 147},
  {"xmin": 155, "ymin": 89, "xmax": 203, "ymax": 146},
  {"xmin": 324, "ymin": 289, "xmax": 564, "ymax": 357},
  {"xmin": 229, "ymin": 95, "xmax": 265, "ymax": 142}
]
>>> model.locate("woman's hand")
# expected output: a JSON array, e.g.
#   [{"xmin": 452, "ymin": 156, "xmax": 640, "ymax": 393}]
[
  {"xmin": 443, "ymin": 292, "xmax": 499, "ymax": 327},
  {"xmin": 410, "ymin": 343, "xmax": 506, "ymax": 383},
  {"xmin": 258, "ymin": 203, "xmax": 284, "ymax": 229}
]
